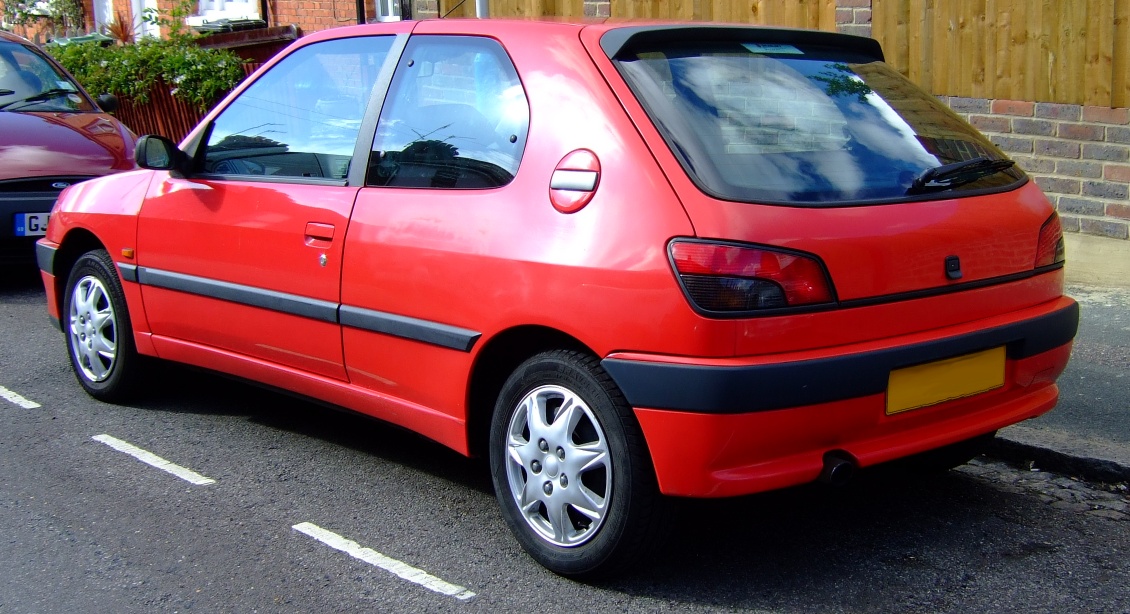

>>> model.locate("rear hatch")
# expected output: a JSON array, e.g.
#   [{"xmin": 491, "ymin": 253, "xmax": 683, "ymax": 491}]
[{"xmin": 592, "ymin": 27, "xmax": 1062, "ymax": 307}]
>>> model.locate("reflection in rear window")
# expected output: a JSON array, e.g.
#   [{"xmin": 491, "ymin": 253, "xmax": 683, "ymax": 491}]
[{"xmin": 614, "ymin": 43, "xmax": 1025, "ymax": 204}]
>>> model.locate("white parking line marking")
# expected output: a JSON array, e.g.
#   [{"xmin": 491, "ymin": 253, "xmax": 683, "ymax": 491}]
[
  {"xmin": 292, "ymin": 522, "xmax": 476, "ymax": 601},
  {"xmin": 0, "ymin": 385, "xmax": 40, "ymax": 409},
  {"xmin": 92, "ymin": 434, "xmax": 216, "ymax": 485}
]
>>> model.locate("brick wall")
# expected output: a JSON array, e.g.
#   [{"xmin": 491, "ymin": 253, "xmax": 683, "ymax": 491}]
[
  {"xmin": 268, "ymin": 0, "xmax": 362, "ymax": 34},
  {"xmin": 835, "ymin": 0, "xmax": 871, "ymax": 37},
  {"xmin": 942, "ymin": 98, "xmax": 1130, "ymax": 240}
]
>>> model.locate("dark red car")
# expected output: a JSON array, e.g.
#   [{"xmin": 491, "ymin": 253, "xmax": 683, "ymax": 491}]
[
  {"xmin": 38, "ymin": 19, "xmax": 1077, "ymax": 577},
  {"xmin": 0, "ymin": 30, "xmax": 134, "ymax": 265}
]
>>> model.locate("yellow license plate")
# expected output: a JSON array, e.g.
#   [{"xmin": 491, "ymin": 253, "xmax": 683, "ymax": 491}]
[{"xmin": 886, "ymin": 346, "xmax": 1006, "ymax": 415}]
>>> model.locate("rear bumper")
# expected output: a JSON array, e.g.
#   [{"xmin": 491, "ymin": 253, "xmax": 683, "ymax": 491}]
[{"xmin": 605, "ymin": 298, "xmax": 1077, "ymax": 497}]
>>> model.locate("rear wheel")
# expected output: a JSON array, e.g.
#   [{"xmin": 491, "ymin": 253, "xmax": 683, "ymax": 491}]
[
  {"xmin": 489, "ymin": 350, "xmax": 666, "ymax": 578},
  {"xmin": 64, "ymin": 249, "xmax": 142, "ymax": 401}
]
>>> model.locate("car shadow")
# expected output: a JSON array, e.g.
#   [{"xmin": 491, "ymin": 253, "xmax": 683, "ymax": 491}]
[
  {"xmin": 135, "ymin": 362, "xmax": 494, "ymax": 495},
  {"xmin": 0, "ymin": 264, "xmax": 46, "ymax": 297},
  {"xmin": 114, "ymin": 361, "xmax": 1124, "ymax": 611},
  {"xmin": 601, "ymin": 468, "xmax": 1074, "ymax": 610}
]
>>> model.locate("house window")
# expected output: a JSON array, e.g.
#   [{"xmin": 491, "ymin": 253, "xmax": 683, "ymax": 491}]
[{"xmin": 186, "ymin": 0, "xmax": 260, "ymax": 26}]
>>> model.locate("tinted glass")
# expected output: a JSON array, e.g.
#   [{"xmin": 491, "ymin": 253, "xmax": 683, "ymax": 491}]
[
  {"xmin": 367, "ymin": 36, "xmax": 529, "ymax": 189},
  {"xmin": 0, "ymin": 40, "xmax": 94, "ymax": 112},
  {"xmin": 615, "ymin": 42, "xmax": 1025, "ymax": 204},
  {"xmin": 203, "ymin": 36, "xmax": 393, "ymax": 180}
]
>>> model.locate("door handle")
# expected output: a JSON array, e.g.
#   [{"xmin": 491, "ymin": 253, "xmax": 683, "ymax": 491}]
[{"xmin": 305, "ymin": 222, "xmax": 335, "ymax": 248}]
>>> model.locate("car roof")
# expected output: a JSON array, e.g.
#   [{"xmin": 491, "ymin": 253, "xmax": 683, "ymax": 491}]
[
  {"xmin": 0, "ymin": 30, "xmax": 34, "ymax": 45},
  {"xmin": 295, "ymin": 18, "xmax": 883, "ymax": 61}
]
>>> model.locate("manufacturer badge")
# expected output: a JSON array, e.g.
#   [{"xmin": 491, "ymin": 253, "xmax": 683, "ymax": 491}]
[{"xmin": 51, "ymin": 182, "xmax": 72, "ymax": 189}]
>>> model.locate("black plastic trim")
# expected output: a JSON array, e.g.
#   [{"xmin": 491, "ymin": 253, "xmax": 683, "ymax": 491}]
[
  {"xmin": 668, "ymin": 236, "xmax": 1065, "ymax": 319},
  {"xmin": 117, "ymin": 263, "xmax": 138, "ymax": 283},
  {"xmin": 349, "ymin": 32, "xmax": 409, "ymax": 188},
  {"xmin": 137, "ymin": 267, "xmax": 339, "ymax": 323},
  {"xmin": 35, "ymin": 242, "xmax": 57, "ymax": 275},
  {"xmin": 339, "ymin": 305, "xmax": 481, "ymax": 352},
  {"xmin": 600, "ymin": 25, "xmax": 885, "ymax": 61},
  {"xmin": 130, "ymin": 266, "xmax": 481, "ymax": 352},
  {"xmin": 189, "ymin": 173, "xmax": 348, "ymax": 187},
  {"xmin": 47, "ymin": 314, "xmax": 61, "ymax": 332},
  {"xmin": 838, "ymin": 264, "xmax": 1065, "ymax": 311},
  {"xmin": 601, "ymin": 301, "xmax": 1079, "ymax": 414}
]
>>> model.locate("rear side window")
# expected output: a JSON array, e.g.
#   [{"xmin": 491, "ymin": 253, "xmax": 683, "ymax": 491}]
[
  {"xmin": 367, "ymin": 36, "xmax": 529, "ymax": 189},
  {"xmin": 202, "ymin": 36, "xmax": 393, "ymax": 180},
  {"xmin": 614, "ymin": 42, "xmax": 1025, "ymax": 204}
]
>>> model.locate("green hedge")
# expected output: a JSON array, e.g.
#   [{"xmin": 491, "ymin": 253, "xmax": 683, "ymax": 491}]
[{"xmin": 49, "ymin": 39, "xmax": 246, "ymax": 111}]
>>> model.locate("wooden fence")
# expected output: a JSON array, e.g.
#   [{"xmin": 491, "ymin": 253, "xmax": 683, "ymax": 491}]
[
  {"xmin": 115, "ymin": 63, "xmax": 262, "ymax": 143},
  {"xmin": 434, "ymin": 0, "xmax": 1130, "ymax": 108},
  {"xmin": 873, "ymin": 0, "xmax": 1130, "ymax": 108},
  {"xmin": 119, "ymin": 0, "xmax": 1130, "ymax": 138},
  {"xmin": 441, "ymin": 0, "xmax": 837, "ymax": 26}
]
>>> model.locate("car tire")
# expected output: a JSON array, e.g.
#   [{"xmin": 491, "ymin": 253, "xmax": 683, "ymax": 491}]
[
  {"xmin": 489, "ymin": 350, "xmax": 667, "ymax": 578},
  {"xmin": 63, "ymin": 249, "xmax": 142, "ymax": 401}
]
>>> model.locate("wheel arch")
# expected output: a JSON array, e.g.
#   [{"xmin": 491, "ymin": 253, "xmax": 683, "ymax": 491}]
[
  {"xmin": 51, "ymin": 228, "xmax": 109, "ymax": 316},
  {"xmin": 466, "ymin": 325, "xmax": 594, "ymax": 458}
]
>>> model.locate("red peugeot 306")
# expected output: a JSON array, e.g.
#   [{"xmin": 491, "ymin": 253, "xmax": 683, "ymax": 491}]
[{"xmin": 38, "ymin": 19, "xmax": 1077, "ymax": 577}]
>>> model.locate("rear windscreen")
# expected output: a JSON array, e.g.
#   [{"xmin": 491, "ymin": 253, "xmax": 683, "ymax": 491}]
[{"xmin": 613, "ymin": 42, "xmax": 1025, "ymax": 204}]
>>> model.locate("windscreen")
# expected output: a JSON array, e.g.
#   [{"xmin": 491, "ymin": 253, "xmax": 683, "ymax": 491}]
[
  {"xmin": 0, "ymin": 40, "xmax": 94, "ymax": 112},
  {"xmin": 614, "ymin": 41, "xmax": 1025, "ymax": 204}
]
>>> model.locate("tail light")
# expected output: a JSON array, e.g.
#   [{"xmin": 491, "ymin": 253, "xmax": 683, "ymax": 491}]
[
  {"xmin": 669, "ymin": 240, "xmax": 835, "ymax": 313},
  {"xmin": 1035, "ymin": 213, "xmax": 1066, "ymax": 268}
]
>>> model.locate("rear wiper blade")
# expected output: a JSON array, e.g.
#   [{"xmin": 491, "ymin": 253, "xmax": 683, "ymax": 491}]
[
  {"xmin": 0, "ymin": 88, "xmax": 77, "ymax": 111},
  {"xmin": 907, "ymin": 157, "xmax": 1016, "ymax": 194}
]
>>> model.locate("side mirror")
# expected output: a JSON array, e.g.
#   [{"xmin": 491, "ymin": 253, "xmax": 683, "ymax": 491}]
[
  {"xmin": 135, "ymin": 134, "xmax": 190, "ymax": 176},
  {"xmin": 96, "ymin": 93, "xmax": 119, "ymax": 113}
]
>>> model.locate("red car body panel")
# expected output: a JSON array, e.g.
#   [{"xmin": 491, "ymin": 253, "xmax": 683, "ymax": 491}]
[
  {"xmin": 341, "ymin": 22, "xmax": 698, "ymax": 429},
  {"xmin": 148, "ymin": 333, "xmax": 470, "ymax": 452},
  {"xmin": 39, "ymin": 169, "xmax": 153, "ymax": 337},
  {"xmin": 135, "ymin": 177, "xmax": 357, "ymax": 380},
  {"xmin": 626, "ymin": 294, "xmax": 1072, "ymax": 496},
  {"xmin": 636, "ymin": 344, "xmax": 1068, "ymax": 498},
  {"xmin": 39, "ymin": 19, "xmax": 1077, "ymax": 499}
]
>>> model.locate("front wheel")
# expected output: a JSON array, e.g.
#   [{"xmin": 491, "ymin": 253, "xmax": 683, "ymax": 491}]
[
  {"xmin": 63, "ymin": 249, "xmax": 142, "ymax": 401},
  {"xmin": 489, "ymin": 350, "xmax": 667, "ymax": 578}
]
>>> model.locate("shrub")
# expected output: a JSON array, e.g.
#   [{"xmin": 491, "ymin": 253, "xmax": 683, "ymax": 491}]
[
  {"xmin": 48, "ymin": 38, "xmax": 246, "ymax": 111},
  {"xmin": 1, "ymin": 0, "xmax": 84, "ymax": 36}
]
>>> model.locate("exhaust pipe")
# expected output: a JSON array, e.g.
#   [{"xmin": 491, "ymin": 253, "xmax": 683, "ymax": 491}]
[{"xmin": 820, "ymin": 451, "xmax": 856, "ymax": 486}]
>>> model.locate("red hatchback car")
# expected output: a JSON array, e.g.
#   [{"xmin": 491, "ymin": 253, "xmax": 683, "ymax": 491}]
[{"xmin": 38, "ymin": 19, "xmax": 1077, "ymax": 577}]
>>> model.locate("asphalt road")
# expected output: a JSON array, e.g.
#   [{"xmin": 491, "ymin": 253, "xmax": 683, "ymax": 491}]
[
  {"xmin": 1057, "ymin": 285, "xmax": 1130, "ymax": 444},
  {"xmin": 2, "ymin": 268, "xmax": 1128, "ymax": 613}
]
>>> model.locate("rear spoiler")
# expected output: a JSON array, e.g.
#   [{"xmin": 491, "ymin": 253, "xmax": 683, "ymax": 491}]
[{"xmin": 599, "ymin": 25, "xmax": 885, "ymax": 61}]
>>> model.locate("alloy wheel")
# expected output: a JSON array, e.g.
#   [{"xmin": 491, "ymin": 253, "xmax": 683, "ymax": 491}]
[
  {"xmin": 68, "ymin": 274, "xmax": 118, "ymax": 382},
  {"xmin": 503, "ymin": 384, "xmax": 612, "ymax": 547}
]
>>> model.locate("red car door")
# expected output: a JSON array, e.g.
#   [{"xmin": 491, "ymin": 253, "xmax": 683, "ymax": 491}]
[
  {"xmin": 136, "ymin": 35, "xmax": 399, "ymax": 380},
  {"xmin": 137, "ymin": 178, "xmax": 355, "ymax": 380},
  {"xmin": 339, "ymin": 34, "xmax": 532, "ymax": 421}
]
